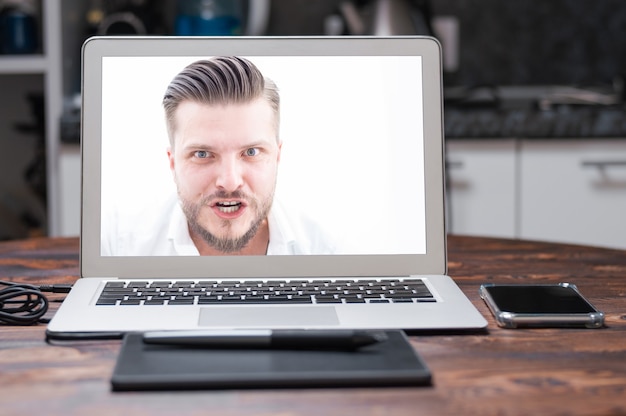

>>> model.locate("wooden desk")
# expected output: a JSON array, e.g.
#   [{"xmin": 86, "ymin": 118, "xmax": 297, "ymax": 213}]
[{"xmin": 1, "ymin": 236, "xmax": 625, "ymax": 415}]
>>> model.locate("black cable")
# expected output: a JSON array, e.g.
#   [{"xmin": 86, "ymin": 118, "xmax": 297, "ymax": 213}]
[
  {"xmin": 37, "ymin": 284, "xmax": 73, "ymax": 293},
  {"xmin": 0, "ymin": 280, "xmax": 72, "ymax": 326}
]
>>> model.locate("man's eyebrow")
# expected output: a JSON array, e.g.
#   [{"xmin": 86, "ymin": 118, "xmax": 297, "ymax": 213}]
[
  {"xmin": 180, "ymin": 143, "xmax": 215, "ymax": 151},
  {"xmin": 244, "ymin": 140, "xmax": 273, "ymax": 149}
]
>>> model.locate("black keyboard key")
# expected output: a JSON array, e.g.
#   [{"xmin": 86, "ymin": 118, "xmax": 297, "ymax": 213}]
[
  {"xmin": 160, "ymin": 288, "xmax": 183, "ymax": 295},
  {"xmin": 390, "ymin": 298, "xmax": 415, "ymax": 303},
  {"xmin": 221, "ymin": 295, "xmax": 243, "ymax": 301},
  {"xmin": 171, "ymin": 281, "xmax": 194, "ymax": 289},
  {"xmin": 168, "ymin": 297, "xmax": 195, "ymax": 305},
  {"xmin": 101, "ymin": 286, "xmax": 134, "ymax": 294},
  {"xmin": 287, "ymin": 280, "xmax": 309, "ymax": 286},
  {"xmin": 269, "ymin": 298, "xmax": 311, "ymax": 304},
  {"xmin": 127, "ymin": 281, "xmax": 150, "ymax": 288},
  {"xmin": 119, "ymin": 299, "xmax": 142, "ymax": 305},
  {"xmin": 242, "ymin": 295, "xmax": 266, "ymax": 302},
  {"xmin": 412, "ymin": 290, "xmax": 434, "ymax": 297},
  {"xmin": 144, "ymin": 299, "xmax": 166, "ymax": 305},
  {"xmin": 389, "ymin": 289, "xmax": 413, "ymax": 296},
  {"xmin": 362, "ymin": 293, "xmax": 383, "ymax": 299},
  {"xmin": 96, "ymin": 298, "xmax": 118, "ymax": 305},
  {"xmin": 98, "ymin": 292, "xmax": 127, "ymax": 300},
  {"xmin": 315, "ymin": 296, "xmax": 342, "ymax": 304},
  {"xmin": 267, "ymin": 294, "xmax": 290, "ymax": 301},
  {"xmin": 149, "ymin": 281, "xmax": 172, "ymax": 288},
  {"xmin": 239, "ymin": 283, "xmax": 261, "ymax": 290},
  {"xmin": 218, "ymin": 281, "xmax": 241, "ymax": 288},
  {"xmin": 289, "ymin": 295, "xmax": 313, "ymax": 303},
  {"xmin": 403, "ymin": 279, "xmax": 426, "ymax": 285},
  {"xmin": 103, "ymin": 281, "xmax": 125, "ymax": 288},
  {"xmin": 196, "ymin": 281, "xmax": 218, "ymax": 287}
]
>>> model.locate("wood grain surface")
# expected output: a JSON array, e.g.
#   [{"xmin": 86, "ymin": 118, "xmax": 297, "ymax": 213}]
[{"xmin": 1, "ymin": 236, "xmax": 625, "ymax": 416}]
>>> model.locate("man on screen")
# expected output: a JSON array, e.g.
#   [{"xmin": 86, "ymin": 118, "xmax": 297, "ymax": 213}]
[
  {"xmin": 163, "ymin": 56, "xmax": 283, "ymax": 255},
  {"xmin": 102, "ymin": 56, "xmax": 336, "ymax": 256}
]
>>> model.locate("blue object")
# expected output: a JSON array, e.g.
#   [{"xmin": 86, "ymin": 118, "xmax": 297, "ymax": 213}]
[
  {"xmin": 175, "ymin": 0, "xmax": 241, "ymax": 36},
  {"xmin": 0, "ymin": 9, "xmax": 38, "ymax": 54}
]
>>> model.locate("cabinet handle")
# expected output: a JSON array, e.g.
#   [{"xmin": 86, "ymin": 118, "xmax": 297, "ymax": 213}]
[
  {"xmin": 581, "ymin": 161, "xmax": 626, "ymax": 170},
  {"xmin": 446, "ymin": 161, "xmax": 464, "ymax": 169}
]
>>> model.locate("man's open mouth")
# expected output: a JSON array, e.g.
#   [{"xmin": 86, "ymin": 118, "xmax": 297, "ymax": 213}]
[{"xmin": 215, "ymin": 201, "xmax": 242, "ymax": 214}]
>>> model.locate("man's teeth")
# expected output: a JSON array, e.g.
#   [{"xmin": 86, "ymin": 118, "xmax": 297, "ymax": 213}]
[{"xmin": 216, "ymin": 201, "xmax": 241, "ymax": 213}]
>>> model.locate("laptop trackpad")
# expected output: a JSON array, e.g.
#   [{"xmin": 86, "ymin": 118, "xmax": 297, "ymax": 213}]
[{"xmin": 199, "ymin": 306, "xmax": 340, "ymax": 327}]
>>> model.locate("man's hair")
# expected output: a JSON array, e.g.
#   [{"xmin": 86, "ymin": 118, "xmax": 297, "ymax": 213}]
[{"xmin": 163, "ymin": 56, "xmax": 280, "ymax": 147}]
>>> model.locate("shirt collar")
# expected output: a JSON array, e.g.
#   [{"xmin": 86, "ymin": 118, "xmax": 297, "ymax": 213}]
[
  {"xmin": 266, "ymin": 200, "xmax": 298, "ymax": 255},
  {"xmin": 168, "ymin": 202, "xmax": 200, "ymax": 255}
]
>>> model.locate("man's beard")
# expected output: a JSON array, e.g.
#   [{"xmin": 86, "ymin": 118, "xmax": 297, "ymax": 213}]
[{"xmin": 180, "ymin": 190, "xmax": 272, "ymax": 254}]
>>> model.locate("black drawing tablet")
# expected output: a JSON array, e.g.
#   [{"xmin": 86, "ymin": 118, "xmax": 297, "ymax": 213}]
[{"xmin": 111, "ymin": 330, "xmax": 432, "ymax": 391}]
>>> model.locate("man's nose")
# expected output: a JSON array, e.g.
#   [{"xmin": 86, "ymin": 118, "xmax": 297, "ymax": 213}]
[{"xmin": 215, "ymin": 157, "xmax": 244, "ymax": 191}]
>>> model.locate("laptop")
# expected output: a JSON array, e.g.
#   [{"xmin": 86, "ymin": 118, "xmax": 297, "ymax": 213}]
[{"xmin": 46, "ymin": 36, "xmax": 487, "ymax": 340}]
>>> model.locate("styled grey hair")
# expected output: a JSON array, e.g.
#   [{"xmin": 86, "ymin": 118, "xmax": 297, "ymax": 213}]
[{"xmin": 163, "ymin": 56, "xmax": 280, "ymax": 147}]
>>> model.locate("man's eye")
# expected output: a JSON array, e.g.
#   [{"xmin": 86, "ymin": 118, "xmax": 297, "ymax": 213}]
[
  {"xmin": 194, "ymin": 150, "xmax": 210, "ymax": 158},
  {"xmin": 245, "ymin": 148, "xmax": 260, "ymax": 157}
]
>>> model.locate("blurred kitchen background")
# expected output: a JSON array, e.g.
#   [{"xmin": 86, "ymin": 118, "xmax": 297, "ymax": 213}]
[{"xmin": 0, "ymin": 0, "xmax": 625, "ymax": 249}]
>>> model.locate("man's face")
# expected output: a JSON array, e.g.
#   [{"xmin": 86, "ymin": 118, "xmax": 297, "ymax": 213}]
[{"xmin": 168, "ymin": 99, "xmax": 281, "ymax": 253}]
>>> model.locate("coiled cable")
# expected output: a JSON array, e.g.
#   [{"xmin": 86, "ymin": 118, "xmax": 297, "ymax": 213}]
[{"xmin": 0, "ymin": 280, "xmax": 70, "ymax": 325}]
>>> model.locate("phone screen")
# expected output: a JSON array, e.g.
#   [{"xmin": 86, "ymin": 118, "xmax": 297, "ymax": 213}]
[{"xmin": 483, "ymin": 285, "xmax": 596, "ymax": 314}]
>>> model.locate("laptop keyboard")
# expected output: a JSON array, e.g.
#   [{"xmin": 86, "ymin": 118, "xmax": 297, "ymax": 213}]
[{"xmin": 95, "ymin": 278, "xmax": 436, "ymax": 306}]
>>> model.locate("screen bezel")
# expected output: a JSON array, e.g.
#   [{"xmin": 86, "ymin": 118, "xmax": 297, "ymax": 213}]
[{"xmin": 80, "ymin": 36, "xmax": 447, "ymax": 279}]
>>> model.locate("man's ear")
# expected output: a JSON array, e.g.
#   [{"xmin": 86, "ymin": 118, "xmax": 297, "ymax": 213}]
[
  {"xmin": 167, "ymin": 146, "xmax": 175, "ymax": 171},
  {"xmin": 277, "ymin": 141, "xmax": 283, "ymax": 163}
]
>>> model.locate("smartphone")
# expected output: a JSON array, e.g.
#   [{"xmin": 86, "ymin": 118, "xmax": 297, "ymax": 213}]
[{"xmin": 479, "ymin": 283, "xmax": 604, "ymax": 329}]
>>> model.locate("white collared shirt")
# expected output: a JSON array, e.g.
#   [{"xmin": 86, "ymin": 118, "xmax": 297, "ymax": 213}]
[{"xmin": 101, "ymin": 194, "xmax": 336, "ymax": 256}]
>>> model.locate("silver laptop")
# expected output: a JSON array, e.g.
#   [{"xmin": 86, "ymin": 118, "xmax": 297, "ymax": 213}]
[{"xmin": 46, "ymin": 36, "xmax": 487, "ymax": 339}]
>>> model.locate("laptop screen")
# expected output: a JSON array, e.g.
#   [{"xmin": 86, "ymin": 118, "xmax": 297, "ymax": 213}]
[
  {"xmin": 100, "ymin": 54, "xmax": 425, "ymax": 256},
  {"xmin": 81, "ymin": 37, "xmax": 445, "ymax": 278}
]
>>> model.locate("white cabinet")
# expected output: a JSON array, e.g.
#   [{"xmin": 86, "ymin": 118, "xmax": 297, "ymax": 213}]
[
  {"xmin": 519, "ymin": 139, "xmax": 626, "ymax": 249},
  {"xmin": 58, "ymin": 145, "xmax": 81, "ymax": 236},
  {"xmin": 447, "ymin": 138, "xmax": 626, "ymax": 250},
  {"xmin": 445, "ymin": 139, "xmax": 517, "ymax": 238}
]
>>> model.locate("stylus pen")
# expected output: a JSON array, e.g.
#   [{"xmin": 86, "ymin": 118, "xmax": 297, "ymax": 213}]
[{"xmin": 142, "ymin": 329, "xmax": 387, "ymax": 350}]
